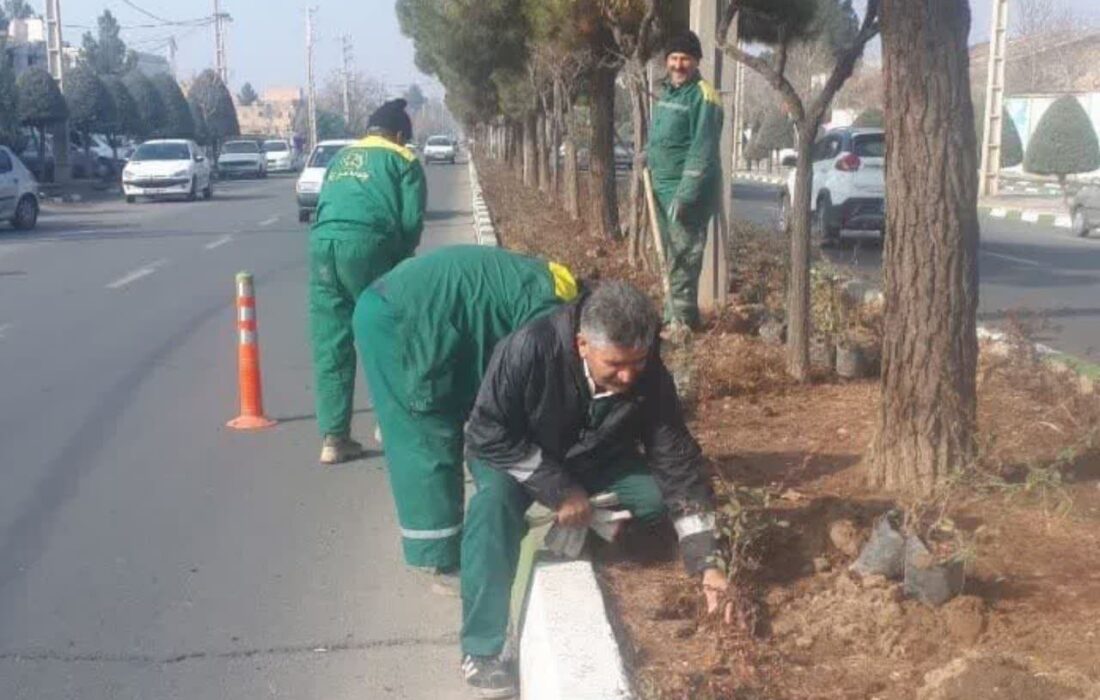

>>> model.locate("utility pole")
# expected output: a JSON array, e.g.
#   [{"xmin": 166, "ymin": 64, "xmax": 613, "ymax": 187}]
[
  {"xmin": 45, "ymin": 0, "xmax": 70, "ymax": 182},
  {"xmin": 168, "ymin": 36, "xmax": 178, "ymax": 78},
  {"xmin": 691, "ymin": 0, "xmax": 730, "ymax": 313},
  {"xmin": 214, "ymin": 0, "xmax": 231, "ymax": 86},
  {"xmin": 340, "ymin": 35, "xmax": 353, "ymax": 127},
  {"xmin": 732, "ymin": 39, "xmax": 745, "ymax": 172},
  {"xmin": 979, "ymin": 0, "xmax": 1009, "ymax": 197},
  {"xmin": 306, "ymin": 7, "xmax": 318, "ymax": 150}
]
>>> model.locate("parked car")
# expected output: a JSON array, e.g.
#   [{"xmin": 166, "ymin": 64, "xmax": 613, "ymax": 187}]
[
  {"xmin": 18, "ymin": 144, "xmax": 54, "ymax": 183},
  {"xmin": 122, "ymin": 139, "xmax": 213, "ymax": 203},
  {"xmin": 422, "ymin": 135, "xmax": 456, "ymax": 164},
  {"xmin": 1070, "ymin": 185, "xmax": 1099, "ymax": 238},
  {"xmin": 263, "ymin": 138, "xmax": 301, "ymax": 173},
  {"xmin": 296, "ymin": 139, "xmax": 355, "ymax": 222},
  {"xmin": 217, "ymin": 140, "xmax": 267, "ymax": 179},
  {"xmin": 0, "ymin": 145, "xmax": 40, "ymax": 230},
  {"xmin": 614, "ymin": 142, "xmax": 635, "ymax": 170},
  {"xmin": 557, "ymin": 143, "xmax": 591, "ymax": 171},
  {"xmin": 779, "ymin": 127, "xmax": 885, "ymax": 241}
]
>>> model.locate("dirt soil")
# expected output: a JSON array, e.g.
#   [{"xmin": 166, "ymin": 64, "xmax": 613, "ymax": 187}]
[{"xmin": 476, "ymin": 157, "xmax": 1100, "ymax": 700}]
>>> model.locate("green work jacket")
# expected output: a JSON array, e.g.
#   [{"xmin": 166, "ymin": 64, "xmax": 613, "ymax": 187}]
[
  {"xmin": 311, "ymin": 134, "xmax": 427, "ymax": 262},
  {"xmin": 648, "ymin": 73, "xmax": 724, "ymax": 213}
]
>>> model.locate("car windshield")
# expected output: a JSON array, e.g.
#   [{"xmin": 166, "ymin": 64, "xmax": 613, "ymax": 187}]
[
  {"xmin": 308, "ymin": 144, "xmax": 347, "ymax": 168},
  {"xmin": 853, "ymin": 134, "xmax": 885, "ymax": 158},
  {"xmin": 427, "ymin": 137, "xmax": 451, "ymax": 146},
  {"xmin": 223, "ymin": 142, "xmax": 260, "ymax": 154},
  {"xmin": 131, "ymin": 143, "xmax": 191, "ymax": 161},
  {"xmin": 263, "ymin": 141, "xmax": 289, "ymax": 152}
]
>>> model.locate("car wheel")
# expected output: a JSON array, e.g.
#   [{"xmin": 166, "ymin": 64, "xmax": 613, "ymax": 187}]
[
  {"xmin": 815, "ymin": 195, "xmax": 841, "ymax": 242},
  {"xmin": 11, "ymin": 195, "xmax": 38, "ymax": 231},
  {"xmin": 1072, "ymin": 208, "xmax": 1090, "ymax": 238},
  {"xmin": 298, "ymin": 209, "xmax": 311, "ymax": 223},
  {"xmin": 126, "ymin": 195, "xmax": 136, "ymax": 204},
  {"xmin": 187, "ymin": 177, "xmax": 198, "ymax": 201}
]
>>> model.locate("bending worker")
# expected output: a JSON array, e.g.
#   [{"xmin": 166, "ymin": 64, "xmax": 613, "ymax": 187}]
[
  {"xmin": 309, "ymin": 98, "xmax": 426, "ymax": 465},
  {"xmin": 354, "ymin": 245, "xmax": 578, "ymax": 579},
  {"xmin": 647, "ymin": 29, "xmax": 723, "ymax": 331},
  {"xmin": 459, "ymin": 281, "xmax": 725, "ymax": 698}
]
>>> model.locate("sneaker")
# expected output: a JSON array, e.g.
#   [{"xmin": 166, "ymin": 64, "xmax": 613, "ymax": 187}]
[
  {"xmin": 319, "ymin": 435, "xmax": 365, "ymax": 464},
  {"xmin": 461, "ymin": 654, "xmax": 517, "ymax": 699},
  {"xmin": 411, "ymin": 566, "xmax": 460, "ymax": 597}
]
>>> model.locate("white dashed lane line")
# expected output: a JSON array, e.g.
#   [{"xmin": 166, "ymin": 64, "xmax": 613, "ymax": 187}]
[
  {"xmin": 204, "ymin": 235, "xmax": 234, "ymax": 250},
  {"xmin": 106, "ymin": 259, "xmax": 168, "ymax": 289},
  {"xmin": 982, "ymin": 250, "xmax": 1041, "ymax": 267},
  {"xmin": 258, "ymin": 216, "xmax": 280, "ymax": 227},
  {"xmin": 0, "ymin": 323, "xmax": 11, "ymax": 339}
]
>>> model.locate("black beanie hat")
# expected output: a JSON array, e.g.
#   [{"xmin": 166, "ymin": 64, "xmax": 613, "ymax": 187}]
[
  {"xmin": 368, "ymin": 98, "xmax": 413, "ymax": 141},
  {"xmin": 665, "ymin": 30, "xmax": 703, "ymax": 60}
]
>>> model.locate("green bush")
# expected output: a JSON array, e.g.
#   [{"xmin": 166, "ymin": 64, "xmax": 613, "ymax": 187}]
[{"xmin": 1024, "ymin": 95, "xmax": 1100, "ymax": 185}]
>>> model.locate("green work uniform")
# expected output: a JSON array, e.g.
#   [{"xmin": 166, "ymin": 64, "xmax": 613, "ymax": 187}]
[
  {"xmin": 648, "ymin": 73, "xmax": 724, "ymax": 328},
  {"xmin": 309, "ymin": 134, "xmax": 426, "ymax": 439},
  {"xmin": 460, "ymin": 396, "xmax": 665, "ymax": 657},
  {"xmin": 353, "ymin": 246, "xmax": 578, "ymax": 570}
]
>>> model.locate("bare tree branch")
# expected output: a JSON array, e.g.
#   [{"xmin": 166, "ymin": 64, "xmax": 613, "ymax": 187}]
[{"xmin": 719, "ymin": 39, "xmax": 806, "ymax": 123}]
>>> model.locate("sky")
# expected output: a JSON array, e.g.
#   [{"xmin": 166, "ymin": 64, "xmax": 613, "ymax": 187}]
[
  {"xmin": 53, "ymin": 0, "xmax": 441, "ymax": 97},
  {"xmin": 49, "ymin": 0, "xmax": 1100, "ymax": 97}
]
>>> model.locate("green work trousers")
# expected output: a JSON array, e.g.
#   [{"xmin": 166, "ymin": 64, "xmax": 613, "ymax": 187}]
[
  {"xmin": 309, "ymin": 237, "xmax": 397, "ymax": 438},
  {"xmin": 355, "ymin": 289, "xmax": 466, "ymax": 570},
  {"xmin": 653, "ymin": 189, "xmax": 710, "ymax": 329},
  {"xmin": 459, "ymin": 457, "xmax": 665, "ymax": 656}
]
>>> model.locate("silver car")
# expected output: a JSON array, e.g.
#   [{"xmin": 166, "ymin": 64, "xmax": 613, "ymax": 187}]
[{"xmin": 1071, "ymin": 185, "xmax": 1099, "ymax": 238}]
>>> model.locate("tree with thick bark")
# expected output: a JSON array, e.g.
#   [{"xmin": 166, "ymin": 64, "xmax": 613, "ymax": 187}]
[
  {"xmin": 868, "ymin": 0, "xmax": 980, "ymax": 496},
  {"xmin": 719, "ymin": 0, "xmax": 881, "ymax": 381}
]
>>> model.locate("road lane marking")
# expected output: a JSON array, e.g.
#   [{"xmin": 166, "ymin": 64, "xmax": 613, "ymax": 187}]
[
  {"xmin": 258, "ymin": 216, "xmax": 280, "ymax": 227},
  {"xmin": 204, "ymin": 234, "xmax": 234, "ymax": 250},
  {"xmin": 982, "ymin": 251, "xmax": 1041, "ymax": 267},
  {"xmin": 0, "ymin": 323, "xmax": 11, "ymax": 339},
  {"xmin": 106, "ymin": 259, "xmax": 168, "ymax": 289}
]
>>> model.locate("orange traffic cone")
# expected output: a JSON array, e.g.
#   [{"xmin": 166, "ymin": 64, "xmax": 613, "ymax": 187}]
[{"xmin": 227, "ymin": 272, "xmax": 277, "ymax": 430}]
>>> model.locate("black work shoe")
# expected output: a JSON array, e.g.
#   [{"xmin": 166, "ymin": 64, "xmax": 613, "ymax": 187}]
[{"xmin": 461, "ymin": 654, "xmax": 517, "ymax": 699}]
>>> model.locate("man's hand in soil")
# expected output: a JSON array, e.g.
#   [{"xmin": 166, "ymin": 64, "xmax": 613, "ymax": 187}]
[
  {"xmin": 556, "ymin": 487, "xmax": 593, "ymax": 528},
  {"xmin": 702, "ymin": 567, "xmax": 734, "ymax": 624}
]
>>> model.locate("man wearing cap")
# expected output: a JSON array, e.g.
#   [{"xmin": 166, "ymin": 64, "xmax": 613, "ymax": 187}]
[
  {"xmin": 309, "ymin": 98, "xmax": 427, "ymax": 464},
  {"xmin": 354, "ymin": 245, "xmax": 577, "ymax": 585},
  {"xmin": 647, "ymin": 30, "xmax": 724, "ymax": 332}
]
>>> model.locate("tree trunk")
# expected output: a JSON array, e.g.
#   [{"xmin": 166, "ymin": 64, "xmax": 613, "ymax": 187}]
[
  {"xmin": 523, "ymin": 112, "xmax": 537, "ymax": 187},
  {"xmin": 786, "ymin": 126, "xmax": 816, "ymax": 382},
  {"xmin": 870, "ymin": 0, "xmax": 980, "ymax": 496},
  {"xmin": 588, "ymin": 63, "xmax": 619, "ymax": 238},
  {"xmin": 549, "ymin": 79, "xmax": 563, "ymax": 201},
  {"xmin": 563, "ymin": 101, "xmax": 581, "ymax": 220},
  {"xmin": 626, "ymin": 60, "xmax": 650, "ymax": 268},
  {"xmin": 537, "ymin": 108, "xmax": 550, "ymax": 193}
]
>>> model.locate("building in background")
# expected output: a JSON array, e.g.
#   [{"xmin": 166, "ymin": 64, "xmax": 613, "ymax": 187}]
[
  {"xmin": 3, "ymin": 18, "xmax": 171, "ymax": 79},
  {"xmin": 236, "ymin": 87, "xmax": 304, "ymax": 138}
]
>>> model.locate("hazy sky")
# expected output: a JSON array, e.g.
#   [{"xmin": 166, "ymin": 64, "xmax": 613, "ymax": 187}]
[
  {"xmin": 55, "ymin": 0, "xmax": 439, "ymax": 97},
  {"xmin": 52, "ymin": 0, "xmax": 1100, "ymax": 97}
]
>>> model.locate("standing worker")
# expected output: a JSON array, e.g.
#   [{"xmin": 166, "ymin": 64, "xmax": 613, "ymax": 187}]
[
  {"xmin": 354, "ymin": 246, "xmax": 578, "ymax": 582},
  {"xmin": 459, "ymin": 282, "xmax": 726, "ymax": 698},
  {"xmin": 309, "ymin": 98, "xmax": 426, "ymax": 464},
  {"xmin": 647, "ymin": 30, "xmax": 724, "ymax": 332}
]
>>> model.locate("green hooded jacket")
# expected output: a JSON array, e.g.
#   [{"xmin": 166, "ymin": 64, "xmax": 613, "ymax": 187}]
[
  {"xmin": 648, "ymin": 73, "xmax": 724, "ymax": 213},
  {"xmin": 310, "ymin": 134, "xmax": 427, "ymax": 261}
]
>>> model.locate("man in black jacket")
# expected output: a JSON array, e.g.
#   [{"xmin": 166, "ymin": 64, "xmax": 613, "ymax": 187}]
[{"xmin": 458, "ymin": 281, "xmax": 725, "ymax": 698}]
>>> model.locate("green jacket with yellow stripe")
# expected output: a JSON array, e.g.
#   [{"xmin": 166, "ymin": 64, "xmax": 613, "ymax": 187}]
[
  {"xmin": 310, "ymin": 134, "xmax": 427, "ymax": 261},
  {"xmin": 648, "ymin": 73, "xmax": 724, "ymax": 214}
]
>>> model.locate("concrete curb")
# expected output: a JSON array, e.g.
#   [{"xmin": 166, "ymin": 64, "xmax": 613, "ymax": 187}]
[
  {"xmin": 733, "ymin": 171, "xmax": 785, "ymax": 186},
  {"xmin": 979, "ymin": 205, "xmax": 1072, "ymax": 230},
  {"xmin": 520, "ymin": 559, "xmax": 634, "ymax": 700},
  {"xmin": 466, "ymin": 156, "xmax": 636, "ymax": 699},
  {"xmin": 467, "ymin": 159, "xmax": 500, "ymax": 247}
]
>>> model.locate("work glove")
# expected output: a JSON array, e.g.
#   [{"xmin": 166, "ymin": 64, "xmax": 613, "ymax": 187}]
[{"xmin": 542, "ymin": 492, "xmax": 632, "ymax": 559}]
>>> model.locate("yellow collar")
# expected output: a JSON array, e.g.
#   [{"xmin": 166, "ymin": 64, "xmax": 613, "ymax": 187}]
[{"xmin": 355, "ymin": 135, "xmax": 416, "ymax": 162}]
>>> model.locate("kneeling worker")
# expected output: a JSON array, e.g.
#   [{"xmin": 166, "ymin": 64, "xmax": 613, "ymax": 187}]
[
  {"xmin": 354, "ymin": 245, "xmax": 578, "ymax": 579},
  {"xmin": 459, "ymin": 281, "xmax": 726, "ymax": 698}
]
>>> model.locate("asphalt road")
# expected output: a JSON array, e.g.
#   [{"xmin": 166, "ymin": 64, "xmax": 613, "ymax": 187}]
[
  {"xmin": 0, "ymin": 163, "xmax": 476, "ymax": 699},
  {"xmin": 730, "ymin": 182, "xmax": 1100, "ymax": 362}
]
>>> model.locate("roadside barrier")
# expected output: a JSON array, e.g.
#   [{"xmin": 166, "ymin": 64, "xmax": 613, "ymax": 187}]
[{"xmin": 227, "ymin": 272, "xmax": 277, "ymax": 430}]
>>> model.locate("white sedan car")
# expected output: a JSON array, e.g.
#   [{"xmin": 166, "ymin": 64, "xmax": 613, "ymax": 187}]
[
  {"xmin": 0, "ymin": 145, "xmax": 40, "ymax": 230},
  {"xmin": 263, "ymin": 139, "xmax": 301, "ymax": 173},
  {"xmin": 422, "ymin": 135, "xmax": 456, "ymax": 164},
  {"xmin": 296, "ymin": 139, "xmax": 354, "ymax": 222},
  {"xmin": 122, "ymin": 139, "xmax": 213, "ymax": 203}
]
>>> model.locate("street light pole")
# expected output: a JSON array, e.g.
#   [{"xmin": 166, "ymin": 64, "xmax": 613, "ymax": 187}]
[
  {"xmin": 341, "ymin": 35, "xmax": 353, "ymax": 128},
  {"xmin": 214, "ymin": 0, "xmax": 230, "ymax": 86},
  {"xmin": 306, "ymin": 7, "xmax": 318, "ymax": 150},
  {"xmin": 979, "ymin": 0, "xmax": 1009, "ymax": 197}
]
